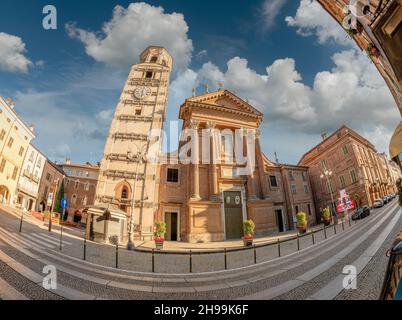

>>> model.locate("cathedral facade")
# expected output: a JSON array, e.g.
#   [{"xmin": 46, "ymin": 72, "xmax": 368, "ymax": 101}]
[{"xmin": 91, "ymin": 46, "xmax": 316, "ymax": 243}]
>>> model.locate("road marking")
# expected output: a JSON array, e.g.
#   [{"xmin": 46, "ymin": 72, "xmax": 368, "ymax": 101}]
[
  {"xmin": 239, "ymin": 205, "xmax": 400, "ymax": 300},
  {"xmin": 20, "ymin": 234, "xmax": 55, "ymax": 249},
  {"xmin": 0, "ymin": 277, "xmax": 29, "ymax": 300},
  {"xmin": 308, "ymin": 208, "xmax": 401, "ymax": 300},
  {"xmin": 30, "ymin": 233, "xmax": 72, "ymax": 246},
  {"xmin": 35, "ymin": 232, "xmax": 73, "ymax": 245}
]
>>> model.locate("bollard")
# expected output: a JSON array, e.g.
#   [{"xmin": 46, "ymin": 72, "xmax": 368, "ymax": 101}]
[
  {"xmin": 189, "ymin": 250, "xmax": 193, "ymax": 273},
  {"xmin": 59, "ymin": 223, "xmax": 64, "ymax": 251},
  {"xmin": 253, "ymin": 245, "xmax": 257, "ymax": 264},
  {"xmin": 224, "ymin": 248, "xmax": 228, "ymax": 270},
  {"xmin": 277, "ymin": 238, "xmax": 281, "ymax": 257},
  {"xmin": 334, "ymin": 223, "xmax": 337, "ymax": 235},
  {"xmin": 323, "ymin": 225, "xmax": 327, "ymax": 239},
  {"xmin": 115, "ymin": 244, "xmax": 119, "ymax": 269},
  {"xmin": 342, "ymin": 220, "xmax": 345, "ymax": 231},
  {"xmin": 83, "ymin": 238, "xmax": 87, "ymax": 261},
  {"xmin": 312, "ymin": 232, "xmax": 315, "ymax": 245},
  {"xmin": 152, "ymin": 249, "xmax": 155, "ymax": 273},
  {"xmin": 297, "ymin": 234, "xmax": 300, "ymax": 251},
  {"xmin": 19, "ymin": 213, "xmax": 24, "ymax": 233}
]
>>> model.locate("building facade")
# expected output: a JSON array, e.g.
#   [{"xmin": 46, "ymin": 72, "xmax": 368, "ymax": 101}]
[
  {"xmin": 15, "ymin": 144, "xmax": 46, "ymax": 211},
  {"xmin": 36, "ymin": 160, "xmax": 66, "ymax": 212},
  {"xmin": 60, "ymin": 162, "xmax": 99, "ymax": 221},
  {"xmin": 317, "ymin": 0, "xmax": 402, "ymax": 114},
  {"xmin": 299, "ymin": 126, "xmax": 396, "ymax": 219},
  {"xmin": 0, "ymin": 96, "xmax": 35, "ymax": 206},
  {"xmin": 157, "ymin": 90, "xmax": 316, "ymax": 243},
  {"xmin": 88, "ymin": 46, "xmax": 316, "ymax": 244}
]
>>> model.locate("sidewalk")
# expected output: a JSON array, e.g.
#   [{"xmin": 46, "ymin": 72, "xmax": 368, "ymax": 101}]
[{"xmin": 134, "ymin": 224, "xmax": 326, "ymax": 251}]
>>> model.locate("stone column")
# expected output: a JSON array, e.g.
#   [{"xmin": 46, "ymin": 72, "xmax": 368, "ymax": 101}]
[
  {"xmin": 190, "ymin": 120, "xmax": 201, "ymax": 200},
  {"xmin": 207, "ymin": 122, "xmax": 220, "ymax": 201},
  {"xmin": 255, "ymin": 129, "xmax": 270, "ymax": 200},
  {"xmin": 244, "ymin": 129, "xmax": 258, "ymax": 200}
]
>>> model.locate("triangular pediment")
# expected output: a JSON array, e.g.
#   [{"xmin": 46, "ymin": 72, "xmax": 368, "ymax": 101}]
[{"xmin": 186, "ymin": 90, "xmax": 263, "ymax": 116}]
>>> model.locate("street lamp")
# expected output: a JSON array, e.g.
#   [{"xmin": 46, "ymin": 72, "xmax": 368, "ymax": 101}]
[
  {"xmin": 126, "ymin": 146, "xmax": 147, "ymax": 251},
  {"xmin": 320, "ymin": 170, "xmax": 337, "ymax": 220}
]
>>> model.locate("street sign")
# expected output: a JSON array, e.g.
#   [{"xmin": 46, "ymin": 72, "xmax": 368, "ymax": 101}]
[
  {"xmin": 337, "ymin": 189, "xmax": 355, "ymax": 213},
  {"xmin": 47, "ymin": 193, "xmax": 54, "ymax": 207},
  {"xmin": 61, "ymin": 198, "xmax": 68, "ymax": 209}
]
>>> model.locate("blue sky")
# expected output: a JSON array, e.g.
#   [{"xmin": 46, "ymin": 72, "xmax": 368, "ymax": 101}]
[{"xmin": 0, "ymin": 0, "xmax": 399, "ymax": 165}]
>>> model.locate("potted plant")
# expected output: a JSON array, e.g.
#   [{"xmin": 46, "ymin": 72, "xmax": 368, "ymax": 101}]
[
  {"xmin": 296, "ymin": 211, "xmax": 308, "ymax": 234},
  {"xmin": 322, "ymin": 207, "xmax": 331, "ymax": 226},
  {"xmin": 243, "ymin": 220, "xmax": 255, "ymax": 247},
  {"xmin": 154, "ymin": 221, "xmax": 166, "ymax": 250}
]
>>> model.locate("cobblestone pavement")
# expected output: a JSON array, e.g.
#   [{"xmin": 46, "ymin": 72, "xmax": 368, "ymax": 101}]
[{"xmin": 0, "ymin": 200, "xmax": 400, "ymax": 300}]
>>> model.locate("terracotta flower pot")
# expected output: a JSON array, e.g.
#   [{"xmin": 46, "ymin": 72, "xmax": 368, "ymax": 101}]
[
  {"xmin": 298, "ymin": 226, "xmax": 307, "ymax": 234},
  {"xmin": 243, "ymin": 236, "xmax": 254, "ymax": 247},
  {"xmin": 154, "ymin": 237, "xmax": 165, "ymax": 250}
]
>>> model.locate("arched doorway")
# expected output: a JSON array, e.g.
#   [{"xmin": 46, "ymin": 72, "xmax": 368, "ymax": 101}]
[{"xmin": 0, "ymin": 185, "xmax": 10, "ymax": 204}]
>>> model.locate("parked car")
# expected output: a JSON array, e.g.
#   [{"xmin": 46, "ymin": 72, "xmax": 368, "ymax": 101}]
[
  {"xmin": 383, "ymin": 196, "xmax": 389, "ymax": 204},
  {"xmin": 352, "ymin": 206, "xmax": 371, "ymax": 220},
  {"xmin": 374, "ymin": 199, "xmax": 384, "ymax": 208}
]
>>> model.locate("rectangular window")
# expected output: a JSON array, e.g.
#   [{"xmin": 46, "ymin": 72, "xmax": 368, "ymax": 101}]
[
  {"xmin": 135, "ymin": 109, "xmax": 142, "ymax": 116},
  {"xmin": 339, "ymin": 175, "xmax": 346, "ymax": 188},
  {"xmin": 295, "ymin": 205, "xmax": 299, "ymax": 214},
  {"xmin": 301, "ymin": 172, "xmax": 307, "ymax": 182},
  {"xmin": 75, "ymin": 182, "xmax": 79, "ymax": 189},
  {"xmin": 0, "ymin": 159, "xmax": 6, "ymax": 173},
  {"xmin": 19, "ymin": 147, "xmax": 24, "ymax": 157},
  {"xmin": 291, "ymin": 184, "xmax": 297, "ymax": 194},
  {"xmin": 167, "ymin": 168, "xmax": 179, "ymax": 183},
  {"xmin": 269, "ymin": 175, "xmax": 278, "ymax": 187},
  {"xmin": 304, "ymin": 185, "xmax": 309, "ymax": 193},
  {"xmin": 11, "ymin": 166, "xmax": 18, "ymax": 180},
  {"xmin": 350, "ymin": 169, "xmax": 358, "ymax": 183},
  {"xmin": 288, "ymin": 171, "xmax": 294, "ymax": 181},
  {"xmin": 342, "ymin": 145, "xmax": 349, "ymax": 155},
  {"xmin": 307, "ymin": 204, "xmax": 312, "ymax": 216},
  {"xmin": 145, "ymin": 71, "xmax": 153, "ymax": 79},
  {"xmin": 46, "ymin": 173, "xmax": 52, "ymax": 182},
  {"xmin": 0, "ymin": 129, "xmax": 6, "ymax": 140},
  {"xmin": 7, "ymin": 137, "xmax": 14, "ymax": 148}
]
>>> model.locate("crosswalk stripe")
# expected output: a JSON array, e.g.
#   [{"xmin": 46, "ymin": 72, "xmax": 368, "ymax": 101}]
[
  {"xmin": 20, "ymin": 234, "xmax": 55, "ymax": 249},
  {"xmin": 34, "ymin": 233, "xmax": 72, "ymax": 246},
  {"xmin": 0, "ymin": 232, "xmax": 31, "ymax": 249},
  {"xmin": 30, "ymin": 233, "xmax": 68, "ymax": 247}
]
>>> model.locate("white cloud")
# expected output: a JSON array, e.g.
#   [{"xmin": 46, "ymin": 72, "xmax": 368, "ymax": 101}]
[
  {"xmin": 0, "ymin": 32, "xmax": 33, "ymax": 73},
  {"xmin": 66, "ymin": 2, "xmax": 193, "ymax": 72},
  {"xmin": 261, "ymin": 0, "xmax": 287, "ymax": 30},
  {"xmin": 190, "ymin": 48, "xmax": 399, "ymax": 158},
  {"xmin": 285, "ymin": 0, "xmax": 351, "ymax": 45}
]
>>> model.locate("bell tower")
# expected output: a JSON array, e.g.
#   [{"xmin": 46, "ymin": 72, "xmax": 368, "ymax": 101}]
[{"xmin": 95, "ymin": 46, "xmax": 173, "ymax": 240}]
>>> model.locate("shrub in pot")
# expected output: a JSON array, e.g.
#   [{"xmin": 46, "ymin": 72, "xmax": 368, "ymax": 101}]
[
  {"xmin": 154, "ymin": 221, "xmax": 167, "ymax": 250},
  {"xmin": 322, "ymin": 207, "xmax": 331, "ymax": 226},
  {"xmin": 296, "ymin": 211, "xmax": 308, "ymax": 234},
  {"xmin": 243, "ymin": 219, "xmax": 255, "ymax": 247}
]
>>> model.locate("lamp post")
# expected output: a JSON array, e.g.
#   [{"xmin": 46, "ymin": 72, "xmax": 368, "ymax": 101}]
[
  {"xmin": 126, "ymin": 146, "xmax": 147, "ymax": 251},
  {"xmin": 320, "ymin": 170, "xmax": 337, "ymax": 221},
  {"xmin": 49, "ymin": 178, "xmax": 59, "ymax": 232}
]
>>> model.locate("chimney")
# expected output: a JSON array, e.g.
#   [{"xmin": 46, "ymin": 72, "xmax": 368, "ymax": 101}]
[
  {"xmin": 321, "ymin": 132, "xmax": 328, "ymax": 141},
  {"xmin": 65, "ymin": 158, "xmax": 71, "ymax": 165}
]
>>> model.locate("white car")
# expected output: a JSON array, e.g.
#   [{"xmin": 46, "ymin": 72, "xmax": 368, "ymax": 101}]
[{"xmin": 373, "ymin": 199, "xmax": 384, "ymax": 208}]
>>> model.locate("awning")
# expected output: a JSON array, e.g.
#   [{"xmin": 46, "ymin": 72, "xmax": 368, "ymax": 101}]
[{"xmin": 389, "ymin": 121, "xmax": 402, "ymax": 159}]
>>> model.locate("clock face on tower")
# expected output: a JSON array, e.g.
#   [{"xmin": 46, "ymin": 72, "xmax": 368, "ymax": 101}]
[{"xmin": 134, "ymin": 86, "xmax": 151, "ymax": 100}]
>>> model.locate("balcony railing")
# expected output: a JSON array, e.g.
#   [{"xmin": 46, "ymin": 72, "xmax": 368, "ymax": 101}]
[{"xmin": 371, "ymin": 0, "xmax": 393, "ymax": 25}]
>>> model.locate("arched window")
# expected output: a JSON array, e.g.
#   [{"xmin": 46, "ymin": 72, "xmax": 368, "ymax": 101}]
[
  {"xmin": 150, "ymin": 56, "xmax": 158, "ymax": 63},
  {"xmin": 82, "ymin": 196, "xmax": 87, "ymax": 206},
  {"xmin": 121, "ymin": 187, "xmax": 128, "ymax": 200},
  {"xmin": 120, "ymin": 187, "xmax": 129, "ymax": 211},
  {"xmin": 71, "ymin": 194, "xmax": 77, "ymax": 205}
]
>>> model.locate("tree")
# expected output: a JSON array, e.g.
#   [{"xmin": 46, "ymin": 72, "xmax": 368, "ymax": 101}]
[{"xmin": 54, "ymin": 181, "xmax": 65, "ymax": 215}]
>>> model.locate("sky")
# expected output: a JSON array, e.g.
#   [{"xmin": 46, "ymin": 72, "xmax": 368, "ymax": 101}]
[{"xmin": 0, "ymin": 0, "xmax": 400, "ymax": 165}]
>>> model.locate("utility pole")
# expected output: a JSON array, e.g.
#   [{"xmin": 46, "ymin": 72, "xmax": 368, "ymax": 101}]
[{"xmin": 49, "ymin": 178, "xmax": 59, "ymax": 232}]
